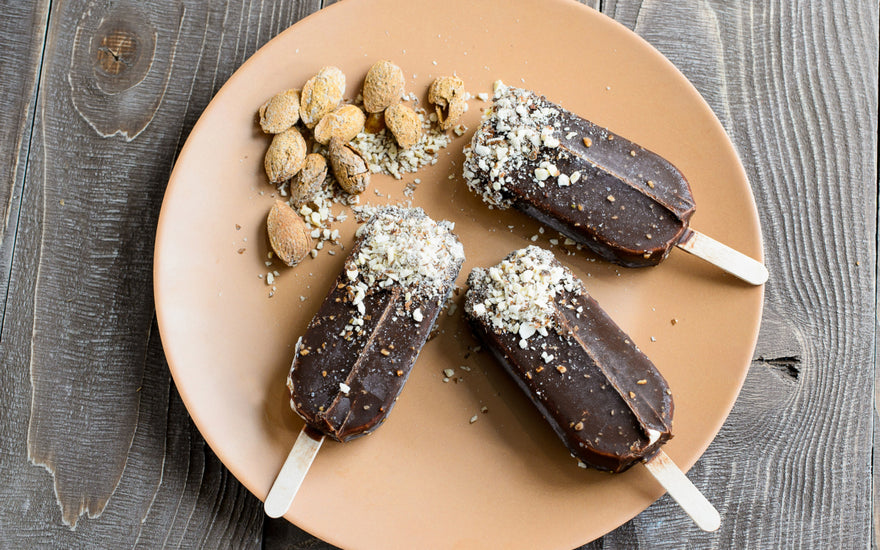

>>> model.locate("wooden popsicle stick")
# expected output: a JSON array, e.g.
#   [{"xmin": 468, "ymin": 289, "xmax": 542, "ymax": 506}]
[
  {"xmin": 264, "ymin": 425, "xmax": 325, "ymax": 518},
  {"xmin": 642, "ymin": 449, "xmax": 721, "ymax": 532},
  {"xmin": 676, "ymin": 229, "xmax": 769, "ymax": 285}
]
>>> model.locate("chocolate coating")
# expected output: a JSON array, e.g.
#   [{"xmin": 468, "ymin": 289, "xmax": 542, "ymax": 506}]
[
  {"xmin": 465, "ymin": 255, "xmax": 673, "ymax": 472},
  {"xmin": 465, "ymin": 87, "xmax": 696, "ymax": 267},
  {"xmin": 288, "ymin": 209, "xmax": 463, "ymax": 442}
]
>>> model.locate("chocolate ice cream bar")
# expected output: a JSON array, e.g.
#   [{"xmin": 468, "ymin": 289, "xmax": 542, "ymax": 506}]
[
  {"xmin": 287, "ymin": 206, "xmax": 465, "ymax": 442},
  {"xmin": 463, "ymin": 86, "xmax": 766, "ymax": 285},
  {"xmin": 464, "ymin": 246, "xmax": 672, "ymax": 472}
]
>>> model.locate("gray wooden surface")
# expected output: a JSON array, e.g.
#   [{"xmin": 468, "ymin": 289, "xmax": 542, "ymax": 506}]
[{"xmin": 0, "ymin": 0, "xmax": 875, "ymax": 548}]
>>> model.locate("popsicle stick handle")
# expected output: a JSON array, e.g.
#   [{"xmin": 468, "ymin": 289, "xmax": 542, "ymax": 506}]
[
  {"xmin": 264, "ymin": 425, "xmax": 325, "ymax": 518},
  {"xmin": 676, "ymin": 229, "xmax": 768, "ymax": 285},
  {"xmin": 642, "ymin": 450, "xmax": 720, "ymax": 532}
]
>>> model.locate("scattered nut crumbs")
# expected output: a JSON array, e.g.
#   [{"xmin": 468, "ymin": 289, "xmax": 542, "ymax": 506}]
[{"xmin": 351, "ymin": 109, "xmax": 452, "ymax": 180}]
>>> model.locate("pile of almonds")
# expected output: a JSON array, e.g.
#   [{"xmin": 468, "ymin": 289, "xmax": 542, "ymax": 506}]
[{"xmin": 257, "ymin": 60, "xmax": 468, "ymax": 270}]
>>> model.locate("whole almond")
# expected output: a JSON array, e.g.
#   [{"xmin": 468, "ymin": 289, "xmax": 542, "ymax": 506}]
[
  {"xmin": 384, "ymin": 103, "xmax": 422, "ymax": 149},
  {"xmin": 428, "ymin": 76, "xmax": 467, "ymax": 130},
  {"xmin": 363, "ymin": 60, "xmax": 406, "ymax": 113},
  {"xmin": 264, "ymin": 127, "xmax": 307, "ymax": 183},
  {"xmin": 313, "ymin": 104, "xmax": 365, "ymax": 145},
  {"xmin": 328, "ymin": 137, "xmax": 370, "ymax": 194},
  {"xmin": 267, "ymin": 200, "xmax": 312, "ymax": 267},
  {"xmin": 300, "ymin": 66, "xmax": 346, "ymax": 128},
  {"xmin": 290, "ymin": 153, "xmax": 328, "ymax": 207},
  {"xmin": 258, "ymin": 89, "xmax": 300, "ymax": 133}
]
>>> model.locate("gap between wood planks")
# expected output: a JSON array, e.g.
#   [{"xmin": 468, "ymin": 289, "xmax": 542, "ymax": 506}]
[{"xmin": 0, "ymin": 2, "xmax": 52, "ymax": 341}]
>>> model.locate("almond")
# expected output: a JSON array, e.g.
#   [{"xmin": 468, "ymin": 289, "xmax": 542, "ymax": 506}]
[
  {"xmin": 384, "ymin": 103, "xmax": 422, "ymax": 149},
  {"xmin": 290, "ymin": 153, "xmax": 327, "ymax": 207},
  {"xmin": 328, "ymin": 137, "xmax": 370, "ymax": 194},
  {"xmin": 258, "ymin": 89, "xmax": 300, "ymax": 134},
  {"xmin": 313, "ymin": 104, "xmax": 365, "ymax": 145},
  {"xmin": 362, "ymin": 60, "xmax": 405, "ymax": 113},
  {"xmin": 428, "ymin": 76, "xmax": 466, "ymax": 130},
  {"xmin": 300, "ymin": 66, "xmax": 346, "ymax": 128},
  {"xmin": 264, "ymin": 127, "xmax": 307, "ymax": 184},
  {"xmin": 267, "ymin": 200, "xmax": 312, "ymax": 267},
  {"xmin": 363, "ymin": 111, "xmax": 386, "ymax": 134}
]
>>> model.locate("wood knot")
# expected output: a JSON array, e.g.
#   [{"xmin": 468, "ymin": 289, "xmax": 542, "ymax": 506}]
[
  {"xmin": 90, "ymin": 10, "xmax": 154, "ymax": 95},
  {"xmin": 70, "ymin": 3, "xmax": 175, "ymax": 140},
  {"xmin": 96, "ymin": 29, "xmax": 138, "ymax": 76}
]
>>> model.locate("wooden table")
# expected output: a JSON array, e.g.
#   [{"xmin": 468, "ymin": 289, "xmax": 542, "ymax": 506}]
[{"xmin": 0, "ymin": 1, "xmax": 875, "ymax": 547}]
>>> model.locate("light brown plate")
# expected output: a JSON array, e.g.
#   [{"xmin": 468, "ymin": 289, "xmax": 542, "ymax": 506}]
[{"xmin": 154, "ymin": 0, "xmax": 764, "ymax": 547}]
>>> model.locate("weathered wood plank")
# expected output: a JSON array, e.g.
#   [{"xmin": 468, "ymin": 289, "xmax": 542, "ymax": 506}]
[
  {"xmin": 0, "ymin": 0, "xmax": 320, "ymax": 547},
  {"xmin": 586, "ymin": 0, "xmax": 879, "ymax": 548},
  {"xmin": 0, "ymin": 2, "xmax": 50, "ymax": 334}
]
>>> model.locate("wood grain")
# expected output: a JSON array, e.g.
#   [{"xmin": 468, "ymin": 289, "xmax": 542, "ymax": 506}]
[
  {"xmin": 0, "ymin": 0, "xmax": 321, "ymax": 546},
  {"xmin": 0, "ymin": 2, "xmax": 50, "ymax": 334},
  {"xmin": 0, "ymin": 0, "xmax": 875, "ymax": 548},
  {"xmin": 589, "ymin": 0, "xmax": 879, "ymax": 548}
]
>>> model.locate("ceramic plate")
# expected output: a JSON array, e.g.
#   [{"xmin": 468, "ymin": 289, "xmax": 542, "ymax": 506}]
[{"xmin": 154, "ymin": 0, "xmax": 764, "ymax": 547}]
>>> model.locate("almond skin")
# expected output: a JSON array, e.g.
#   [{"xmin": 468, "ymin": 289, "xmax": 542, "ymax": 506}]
[
  {"xmin": 313, "ymin": 104, "xmax": 365, "ymax": 145},
  {"xmin": 258, "ymin": 89, "xmax": 300, "ymax": 134},
  {"xmin": 267, "ymin": 200, "xmax": 312, "ymax": 267},
  {"xmin": 290, "ymin": 153, "xmax": 328, "ymax": 207},
  {"xmin": 264, "ymin": 127, "xmax": 307, "ymax": 183},
  {"xmin": 428, "ymin": 76, "xmax": 466, "ymax": 130},
  {"xmin": 384, "ymin": 103, "xmax": 422, "ymax": 149},
  {"xmin": 300, "ymin": 66, "xmax": 346, "ymax": 128},
  {"xmin": 328, "ymin": 137, "xmax": 370, "ymax": 194},
  {"xmin": 362, "ymin": 60, "xmax": 405, "ymax": 113}
]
